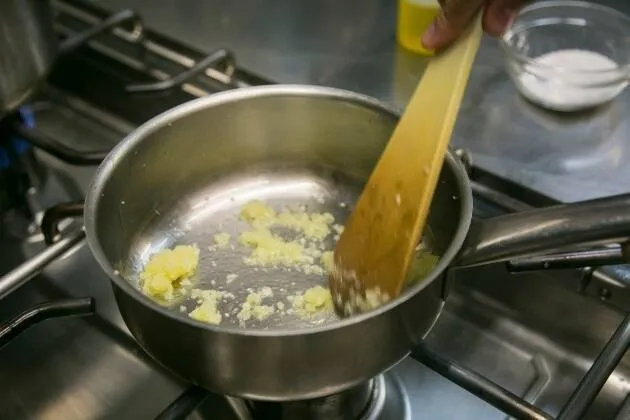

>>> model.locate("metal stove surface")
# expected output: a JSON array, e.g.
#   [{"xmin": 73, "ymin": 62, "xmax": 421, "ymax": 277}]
[
  {"xmin": 2, "ymin": 142, "xmax": 629, "ymax": 420},
  {"xmin": 0, "ymin": 1, "xmax": 629, "ymax": 419},
  {"xmin": 2, "ymin": 156, "xmax": 630, "ymax": 420}
]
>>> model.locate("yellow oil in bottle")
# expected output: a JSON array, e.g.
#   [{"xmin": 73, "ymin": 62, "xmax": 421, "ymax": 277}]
[{"xmin": 396, "ymin": 0, "xmax": 441, "ymax": 55}]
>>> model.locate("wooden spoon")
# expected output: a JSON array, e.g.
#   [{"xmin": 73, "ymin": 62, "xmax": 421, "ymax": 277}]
[{"xmin": 329, "ymin": 17, "xmax": 483, "ymax": 316}]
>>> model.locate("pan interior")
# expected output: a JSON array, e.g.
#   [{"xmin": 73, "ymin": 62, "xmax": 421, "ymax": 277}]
[
  {"xmin": 125, "ymin": 164, "xmax": 354, "ymax": 328},
  {"xmin": 120, "ymin": 163, "xmax": 437, "ymax": 331}
]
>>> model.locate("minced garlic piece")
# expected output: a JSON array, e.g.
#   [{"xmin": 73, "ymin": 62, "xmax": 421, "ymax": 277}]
[
  {"xmin": 321, "ymin": 251, "xmax": 334, "ymax": 273},
  {"xmin": 350, "ymin": 288, "xmax": 391, "ymax": 313},
  {"xmin": 140, "ymin": 244, "xmax": 200, "ymax": 301},
  {"xmin": 237, "ymin": 200, "xmax": 338, "ymax": 274},
  {"xmin": 406, "ymin": 252, "xmax": 440, "ymax": 285},
  {"xmin": 302, "ymin": 264, "xmax": 325, "ymax": 276},
  {"xmin": 213, "ymin": 232, "xmax": 231, "ymax": 249},
  {"xmin": 275, "ymin": 210, "xmax": 335, "ymax": 240},
  {"xmin": 239, "ymin": 228, "xmax": 314, "ymax": 268},
  {"xmin": 237, "ymin": 287, "xmax": 275, "ymax": 325},
  {"xmin": 240, "ymin": 200, "xmax": 276, "ymax": 225},
  {"xmin": 291, "ymin": 285, "xmax": 334, "ymax": 319},
  {"xmin": 189, "ymin": 289, "xmax": 224, "ymax": 324},
  {"xmin": 328, "ymin": 264, "xmax": 391, "ymax": 316}
]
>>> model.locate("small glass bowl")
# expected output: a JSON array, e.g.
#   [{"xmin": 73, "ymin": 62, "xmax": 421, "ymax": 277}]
[{"xmin": 500, "ymin": 1, "xmax": 630, "ymax": 112}]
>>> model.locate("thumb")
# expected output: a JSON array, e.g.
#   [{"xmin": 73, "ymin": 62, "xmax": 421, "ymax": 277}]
[
  {"xmin": 422, "ymin": 0, "xmax": 485, "ymax": 50},
  {"xmin": 483, "ymin": 0, "xmax": 527, "ymax": 37}
]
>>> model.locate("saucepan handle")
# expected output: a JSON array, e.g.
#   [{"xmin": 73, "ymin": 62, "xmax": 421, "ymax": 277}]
[
  {"xmin": 506, "ymin": 244, "xmax": 629, "ymax": 272},
  {"xmin": 456, "ymin": 193, "xmax": 630, "ymax": 268}
]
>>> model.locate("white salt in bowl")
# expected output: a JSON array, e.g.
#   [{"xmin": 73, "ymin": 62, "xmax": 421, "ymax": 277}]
[{"xmin": 501, "ymin": 1, "xmax": 630, "ymax": 112}]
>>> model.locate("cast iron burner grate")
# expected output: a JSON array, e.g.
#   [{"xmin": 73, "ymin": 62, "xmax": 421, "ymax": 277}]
[
  {"xmin": 247, "ymin": 374, "xmax": 409, "ymax": 420},
  {"xmin": 0, "ymin": 1, "xmax": 629, "ymax": 419}
]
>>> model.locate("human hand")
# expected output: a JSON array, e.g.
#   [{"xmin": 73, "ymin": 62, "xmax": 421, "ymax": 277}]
[{"xmin": 421, "ymin": 0, "xmax": 529, "ymax": 51}]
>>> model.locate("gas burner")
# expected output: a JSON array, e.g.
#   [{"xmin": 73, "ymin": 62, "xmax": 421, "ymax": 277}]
[
  {"xmin": 249, "ymin": 374, "xmax": 410, "ymax": 420},
  {"xmin": 0, "ymin": 106, "xmax": 47, "ymax": 238}
]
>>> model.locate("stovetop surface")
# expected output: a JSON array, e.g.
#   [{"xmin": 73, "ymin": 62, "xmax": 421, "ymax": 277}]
[
  {"xmin": 93, "ymin": 0, "xmax": 630, "ymax": 205},
  {"xmin": 1, "ymin": 1, "xmax": 629, "ymax": 419}
]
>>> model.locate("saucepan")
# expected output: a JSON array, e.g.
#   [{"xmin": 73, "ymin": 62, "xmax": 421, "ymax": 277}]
[
  {"xmin": 0, "ymin": 0, "xmax": 143, "ymax": 118},
  {"xmin": 0, "ymin": 0, "xmax": 58, "ymax": 117},
  {"xmin": 55, "ymin": 85, "xmax": 629, "ymax": 401}
]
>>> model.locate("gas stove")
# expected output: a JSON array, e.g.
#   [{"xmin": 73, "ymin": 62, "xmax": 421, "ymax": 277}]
[{"xmin": 1, "ymin": 1, "xmax": 630, "ymax": 419}]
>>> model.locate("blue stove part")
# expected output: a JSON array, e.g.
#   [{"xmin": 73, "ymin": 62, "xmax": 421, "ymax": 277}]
[
  {"xmin": 0, "ymin": 106, "xmax": 35, "ymax": 171},
  {"xmin": 19, "ymin": 106, "xmax": 35, "ymax": 129}
]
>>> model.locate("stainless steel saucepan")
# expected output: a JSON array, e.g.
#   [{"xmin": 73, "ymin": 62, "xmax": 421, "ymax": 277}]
[
  {"xmin": 0, "ymin": 0, "xmax": 143, "ymax": 119},
  {"xmin": 0, "ymin": 0, "xmax": 58, "ymax": 117},
  {"xmin": 79, "ymin": 85, "xmax": 630, "ymax": 401}
]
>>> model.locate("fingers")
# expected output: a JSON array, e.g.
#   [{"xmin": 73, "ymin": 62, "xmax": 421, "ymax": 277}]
[
  {"xmin": 482, "ymin": 0, "xmax": 528, "ymax": 37},
  {"xmin": 421, "ymin": 0, "xmax": 485, "ymax": 50},
  {"xmin": 421, "ymin": 0, "xmax": 529, "ymax": 50}
]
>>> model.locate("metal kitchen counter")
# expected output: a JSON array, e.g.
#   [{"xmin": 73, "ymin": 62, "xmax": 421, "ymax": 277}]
[{"xmin": 94, "ymin": 0, "xmax": 630, "ymax": 204}]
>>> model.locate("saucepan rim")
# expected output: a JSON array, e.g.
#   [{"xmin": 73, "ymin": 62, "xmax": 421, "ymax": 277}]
[{"xmin": 83, "ymin": 84, "xmax": 473, "ymax": 337}]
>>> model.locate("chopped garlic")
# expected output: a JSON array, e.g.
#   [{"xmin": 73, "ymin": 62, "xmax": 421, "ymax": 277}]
[
  {"xmin": 240, "ymin": 200, "xmax": 276, "ymax": 225},
  {"xmin": 237, "ymin": 200, "xmax": 338, "ymax": 274},
  {"xmin": 406, "ymin": 252, "xmax": 440, "ymax": 285},
  {"xmin": 275, "ymin": 209, "xmax": 334, "ymax": 240},
  {"xmin": 239, "ymin": 228, "xmax": 314, "ymax": 268},
  {"xmin": 321, "ymin": 251, "xmax": 334, "ymax": 273},
  {"xmin": 341, "ymin": 287, "xmax": 391, "ymax": 316},
  {"xmin": 140, "ymin": 245, "xmax": 200, "ymax": 301},
  {"xmin": 240, "ymin": 200, "xmax": 336, "ymax": 239},
  {"xmin": 237, "ymin": 287, "xmax": 275, "ymax": 325},
  {"xmin": 302, "ymin": 264, "xmax": 324, "ymax": 276},
  {"xmin": 189, "ymin": 289, "xmax": 224, "ymax": 324},
  {"xmin": 291, "ymin": 285, "xmax": 334, "ymax": 319},
  {"xmin": 213, "ymin": 232, "xmax": 231, "ymax": 249}
]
